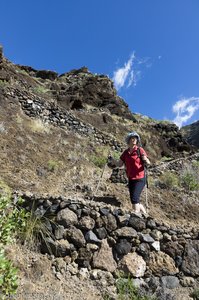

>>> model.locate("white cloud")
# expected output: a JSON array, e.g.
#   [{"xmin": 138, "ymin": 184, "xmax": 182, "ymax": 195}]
[
  {"xmin": 112, "ymin": 53, "xmax": 135, "ymax": 90},
  {"xmin": 127, "ymin": 69, "xmax": 141, "ymax": 88},
  {"xmin": 112, "ymin": 53, "xmax": 151, "ymax": 91},
  {"xmin": 172, "ymin": 97, "xmax": 199, "ymax": 128}
]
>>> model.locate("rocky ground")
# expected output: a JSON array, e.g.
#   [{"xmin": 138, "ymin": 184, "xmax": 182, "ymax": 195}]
[{"xmin": 0, "ymin": 46, "xmax": 198, "ymax": 299}]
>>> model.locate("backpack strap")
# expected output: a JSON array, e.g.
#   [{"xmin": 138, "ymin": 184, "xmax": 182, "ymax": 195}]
[{"xmin": 137, "ymin": 147, "xmax": 149, "ymax": 188}]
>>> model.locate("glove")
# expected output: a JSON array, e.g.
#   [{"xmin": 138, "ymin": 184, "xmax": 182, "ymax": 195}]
[
  {"xmin": 107, "ymin": 155, "xmax": 116, "ymax": 168},
  {"xmin": 143, "ymin": 160, "xmax": 150, "ymax": 168}
]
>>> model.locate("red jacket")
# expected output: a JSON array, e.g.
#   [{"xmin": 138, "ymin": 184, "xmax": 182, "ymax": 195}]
[{"xmin": 120, "ymin": 146, "xmax": 147, "ymax": 180}]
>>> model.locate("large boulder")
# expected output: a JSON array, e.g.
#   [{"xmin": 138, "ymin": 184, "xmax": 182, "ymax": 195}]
[
  {"xmin": 129, "ymin": 215, "xmax": 146, "ymax": 231},
  {"xmin": 41, "ymin": 237, "xmax": 70, "ymax": 257},
  {"xmin": 64, "ymin": 226, "xmax": 86, "ymax": 248},
  {"xmin": 118, "ymin": 252, "xmax": 146, "ymax": 277},
  {"xmin": 160, "ymin": 241, "xmax": 184, "ymax": 259},
  {"xmin": 56, "ymin": 208, "xmax": 78, "ymax": 227},
  {"xmin": 148, "ymin": 251, "xmax": 179, "ymax": 276},
  {"xmin": 181, "ymin": 240, "xmax": 199, "ymax": 276},
  {"xmin": 92, "ymin": 239, "xmax": 117, "ymax": 273},
  {"xmin": 160, "ymin": 276, "xmax": 179, "ymax": 289},
  {"xmin": 114, "ymin": 227, "xmax": 137, "ymax": 239},
  {"xmin": 79, "ymin": 216, "xmax": 95, "ymax": 230}
]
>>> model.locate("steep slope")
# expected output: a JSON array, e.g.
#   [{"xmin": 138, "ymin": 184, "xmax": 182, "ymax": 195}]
[
  {"xmin": 0, "ymin": 46, "xmax": 199, "ymax": 300},
  {"xmin": 181, "ymin": 120, "xmax": 199, "ymax": 148},
  {"xmin": 0, "ymin": 47, "xmax": 198, "ymax": 220}
]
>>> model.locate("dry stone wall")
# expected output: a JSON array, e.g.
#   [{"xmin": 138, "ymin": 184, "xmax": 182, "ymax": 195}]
[
  {"xmin": 16, "ymin": 192, "xmax": 199, "ymax": 298},
  {"xmin": 4, "ymin": 87, "xmax": 122, "ymax": 151}
]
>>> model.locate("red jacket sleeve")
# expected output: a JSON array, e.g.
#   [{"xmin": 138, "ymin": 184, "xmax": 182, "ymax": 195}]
[{"xmin": 139, "ymin": 147, "xmax": 147, "ymax": 157}]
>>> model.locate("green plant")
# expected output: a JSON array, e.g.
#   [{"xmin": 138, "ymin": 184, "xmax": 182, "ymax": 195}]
[
  {"xmin": 160, "ymin": 171, "xmax": 179, "ymax": 189},
  {"xmin": 180, "ymin": 163, "xmax": 199, "ymax": 191},
  {"xmin": 47, "ymin": 160, "xmax": 59, "ymax": 172},
  {"xmin": 0, "ymin": 79, "xmax": 8, "ymax": 88},
  {"xmin": 0, "ymin": 249, "xmax": 18, "ymax": 299},
  {"xmin": 115, "ymin": 276, "xmax": 156, "ymax": 300},
  {"xmin": 91, "ymin": 155, "xmax": 107, "ymax": 168},
  {"xmin": 16, "ymin": 68, "xmax": 29, "ymax": 76},
  {"xmin": 33, "ymin": 85, "xmax": 49, "ymax": 94},
  {"xmin": 190, "ymin": 288, "xmax": 199, "ymax": 300},
  {"xmin": 0, "ymin": 187, "xmax": 28, "ymax": 245},
  {"xmin": 180, "ymin": 172, "xmax": 199, "ymax": 191},
  {"xmin": 18, "ymin": 201, "xmax": 55, "ymax": 252},
  {"xmin": 0, "ymin": 181, "xmax": 28, "ymax": 297}
]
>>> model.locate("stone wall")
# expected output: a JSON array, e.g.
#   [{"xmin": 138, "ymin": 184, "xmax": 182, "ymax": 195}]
[
  {"xmin": 17, "ymin": 193, "xmax": 199, "ymax": 298},
  {"xmin": 4, "ymin": 87, "xmax": 122, "ymax": 151}
]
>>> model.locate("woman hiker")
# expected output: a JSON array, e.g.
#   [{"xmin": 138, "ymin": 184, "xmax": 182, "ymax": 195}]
[{"xmin": 108, "ymin": 131, "xmax": 150, "ymax": 216}]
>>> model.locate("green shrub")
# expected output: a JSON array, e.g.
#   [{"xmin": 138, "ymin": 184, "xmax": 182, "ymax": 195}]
[
  {"xmin": 159, "ymin": 171, "xmax": 179, "ymax": 189},
  {"xmin": 115, "ymin": 277, "xmax": 156, "ymax": 300},
  {"xmin": 180, "ymin": 163, "xmax": 199, "ymax": 191},
  {"xmin": 91, "ymin": 155, "xmax": 107, "ymax": 168},
  {"xmin": 19, "ymin": 204, "xmax": 55, "ymax": 251},
  {"xmin": 0, "ymin": 79, "xmax": 8, "ymax": 88},
  {"xmin": 0, "ymin": 181, "xmax": 29, "ymax": 297},
  {"xmin": 47, "ymin": 160, "xmax": 59, "ymax": 172},
  {"xmin": 0, "ymin": 249, "xmax": 18, "ymax": 299},
  {"xmin": 180, "ymin": 172, "xmax": 199, "ymax": 191},
  {"xmin": 190, "ymin": 288, "xmax": 199, "ymax": 300},
  {"xmin": 33, "ymin": 85, "xmax": 49, "ymax": 94},
  {"xmin": 0, "ymin": 188, "xmax": 28, "ymax": 245},
  {"xmin": 103, "ymin": 275, "xmax": 156, "ymax": 300}
]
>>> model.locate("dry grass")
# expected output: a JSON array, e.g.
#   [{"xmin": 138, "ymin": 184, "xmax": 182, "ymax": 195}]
[{"xmin": 28, "ymin": 119, "xmax": 51, "ymax": 134}]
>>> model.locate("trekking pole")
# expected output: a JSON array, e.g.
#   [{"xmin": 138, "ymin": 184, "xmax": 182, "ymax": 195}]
[
  {"xmin": 145, "ymin": 166, "xmax": 149, "ymax": 213},
  {"xmin": 92, "ymin": 151, "xmax": 111, "ymax": 200}
]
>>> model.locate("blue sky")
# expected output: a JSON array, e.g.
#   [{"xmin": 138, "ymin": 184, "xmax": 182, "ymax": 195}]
[{"xmin": 1, "ymin": 0, "xmax": 199, "ymax": 127}]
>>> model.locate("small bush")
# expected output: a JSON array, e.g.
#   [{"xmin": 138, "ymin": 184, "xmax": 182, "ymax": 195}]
[
  {"xmin": 0, "ymin": 249, "xmax": 18, "ymax": 299},
  {"xmin": 0, "ymin": 79, "xmax": 8, "ymax": 88},
  {"xmin": 19, "ymin": 204, "xmax": 55, "ymax": 251},
  {"xmin": 180, "ymin": 163, "xmax": 199, "ymax": 191},
  {"xmin": 159, "ymin": 171, "xmax": 179, "ymax": 189},
  {"xmin": 29, "ymin": 119, "xmax": 50, "ymax": 134},
  {"xmin": 0, "ymin": 186, "xmax": 28, "ymax": 245},
  {"xmin": 33, "ymin": 85, "xmax": 49, "ymax": 94},
  {"xmin": 114, "ymin": 276, "xmax": 156, "ymax": 300},
  {"xmin": 180, "ymin": 172, "xmax": 199, "ymax": 191},
  {"xmin": 91, "ymin": 155, "xmax": 107, "ymax": 168},
  {"xmin": 0, "ymin": 181, "xmax": 29, "ymax": 297},
  {"xmin": 103, "ymin": 273, "xmax": 156, "ymax": 300},
  {"xmin": 47, "ymin": 160, "xmax": 59, "ymax": 172}
]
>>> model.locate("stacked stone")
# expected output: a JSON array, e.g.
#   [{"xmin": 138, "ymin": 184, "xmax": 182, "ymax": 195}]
[
  {"xmin": 17, "ymin": 192, "xmax": 199, "ymax": 296},
  {"xmin": 4, "ymin": 87, "xmax": 122, "ymax": 151}
]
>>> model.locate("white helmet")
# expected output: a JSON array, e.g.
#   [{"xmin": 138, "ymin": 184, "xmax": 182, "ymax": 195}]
[{"xmin": 125, "ymin": 131, "xmax": 141, "ymax": 144}]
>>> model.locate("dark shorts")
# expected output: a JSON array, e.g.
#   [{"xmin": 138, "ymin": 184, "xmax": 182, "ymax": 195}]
[{"xmin": 128, "ymin": 178, "xmax": 145, "ymax": 204}]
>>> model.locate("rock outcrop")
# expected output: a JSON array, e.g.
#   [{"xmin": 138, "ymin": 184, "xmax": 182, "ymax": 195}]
[{"xmin": 181, "ymin": 120, "xmax": 199, "ymax": 148}]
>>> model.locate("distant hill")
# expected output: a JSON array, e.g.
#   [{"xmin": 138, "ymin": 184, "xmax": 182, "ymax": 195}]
[{"xmin": 181, "ymin": 120, "xmax": 199, "ymax": 148}]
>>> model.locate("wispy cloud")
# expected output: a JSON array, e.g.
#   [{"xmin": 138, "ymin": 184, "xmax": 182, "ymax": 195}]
[
  {"xmin": 112, "ymin": 53, "xmax": 135, "ymax": 90},
  {"xmin": 172, "ymin": 97, "xmax": 199, "ymax": 128},
  {"xmin": 112, "ymin": 53, "xmax": 150, "ymax": 90}
]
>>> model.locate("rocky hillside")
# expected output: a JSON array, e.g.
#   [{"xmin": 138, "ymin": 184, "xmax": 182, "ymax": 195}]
[
  {"xmin": 0, "ymin": 45, "xmax": 199, "ymax": 300},
  {"xmin": 181, "ymin": 120, "xmax": 199, "ymax": 148}
]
